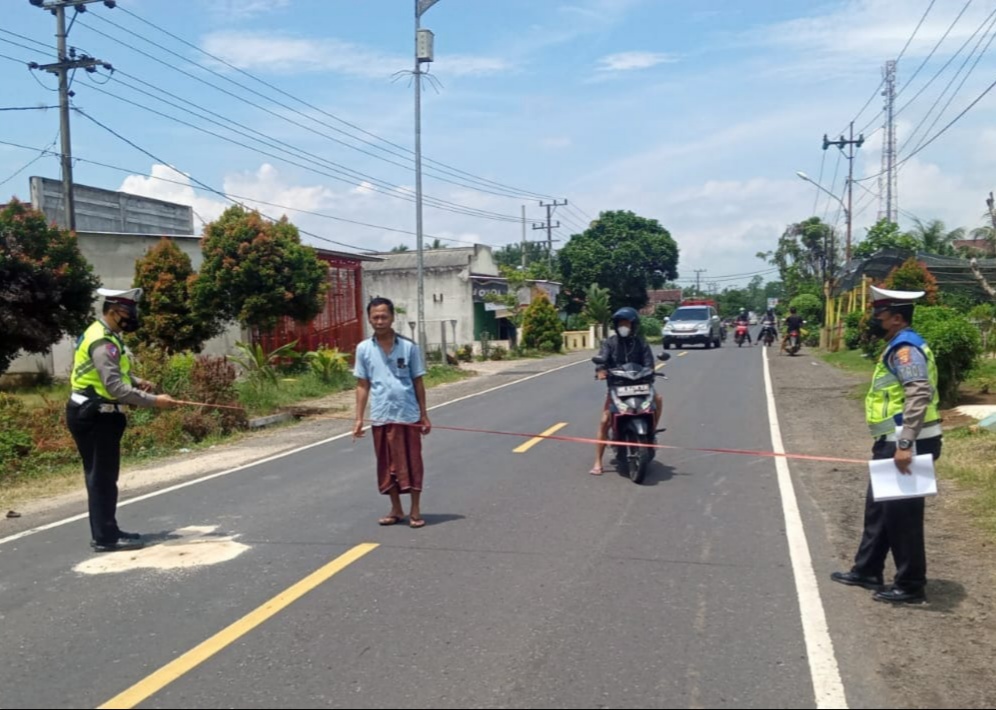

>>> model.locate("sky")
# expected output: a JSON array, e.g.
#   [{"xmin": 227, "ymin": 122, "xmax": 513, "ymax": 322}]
[{"xmin": 2, "ymin": 0, "xmax": 996, "ymax": 290}]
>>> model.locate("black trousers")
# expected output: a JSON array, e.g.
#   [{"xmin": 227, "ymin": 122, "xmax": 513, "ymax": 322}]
[
  {"xmin": 66, "ymin": 403, "xmax": 128, "ymax": 544},
  {"xmin": 852, "ymin": 436, "xmax": 942, "ymax": 591}
]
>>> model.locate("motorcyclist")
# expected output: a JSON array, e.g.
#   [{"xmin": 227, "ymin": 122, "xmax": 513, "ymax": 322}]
[
  {"xmin": 735, "ymin": 308, "xmax": 754, "ymax": 346},
  {"xmin": 760, "ymin": 308, "xmax": 778, "ymax": 345},
  {"xmin": 782, "ymin": 306, "xmax": 806, "ymax": 353},
  {"xmin": 590, "ymin": 307, "xmax": 662, "ymax": 475}
]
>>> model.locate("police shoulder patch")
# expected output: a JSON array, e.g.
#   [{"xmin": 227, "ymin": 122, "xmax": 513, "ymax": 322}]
[
  {"xmin": 106, "ymin": 343, "xmax": 119, "ymax": 360},
  {"xmin": 895, "ymin": 347, "xmax": 912, "ymax": 364}
]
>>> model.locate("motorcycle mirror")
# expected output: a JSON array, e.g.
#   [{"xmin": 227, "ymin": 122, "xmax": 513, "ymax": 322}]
[{"xmin": 657, "ymin": 352, "xmax": 671, "ymax": 362}]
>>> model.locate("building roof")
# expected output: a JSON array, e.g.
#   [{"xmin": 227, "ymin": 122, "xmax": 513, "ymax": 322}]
[{"xmin": 364, "ymin": 247, "xmax": 482, "ymax": 272}]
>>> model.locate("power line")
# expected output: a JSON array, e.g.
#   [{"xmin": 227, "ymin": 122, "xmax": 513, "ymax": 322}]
[
  {"xmin": 80, "ymin": 12, "xmax": 554, "ymax": 203},
  {"xmin": 0, "ymin": 137, "xmax": 497, "ymax": 252},
  {"xmin": 897, "ymin": 0, "xmax": 976, "ymax": 104},
  {"xmin": 902, "ymin": 11, "xmax": 996, "ymax": 158},
  {"xmin": 114, "ymin": 5, "xmax": 554, "ymax": 203},
  {"xmin": 0, "ymin": 132, "xmax": 59, "ymax": 189},
  {"xmin": 812, "ymin": 149, "xmax": 827, "ymax": 215},
  {"xmin": 0, "ymin": 105, "xmax": 60, "ymax": 111},
  {"xmin": 82, "ymin": 79, "xmax": 526, "ymax": 225},
  {"xmin": 897, "ymin": 0, "xmax": 938, "ymax": 63}
]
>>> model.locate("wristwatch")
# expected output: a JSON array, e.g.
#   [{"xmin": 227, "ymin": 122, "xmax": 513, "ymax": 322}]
[{"xmin": 897, "ymin": 439, "xmax": 914, "ymax": 451}]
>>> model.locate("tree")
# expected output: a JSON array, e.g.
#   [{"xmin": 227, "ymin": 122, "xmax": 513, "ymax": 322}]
[
  {"xmin": 757, "ymin": 217, "xmax": 837, "ymax": 301},
  {"xmin": 132, "ymin": 238, "xmax": 221, "ymax": 353},
  {"xmin": 883, "ymin": 258, "xmax": 939, "ymax": 304},
  {"xmin": 789, "ymin": 293, "xmax": 823, "ymax": 325},
  {"xmin": 429, "ymin": 238, "xmax": 447, "ymax": 249},
  {"xmin": 853, "ymin": 218, "xmax": 919, "ymax": 259},
  {"xmin": 390, "ymin": 244, "xmax": 410, "ymax": 252},
  {"xmin": 0, "ymin": 199, "xmax": 99, "ymax": 375},
  {"xmin": 583, "ymin": 283, "xmax": 612, "ymax": 338},
  {"xmin": 521, "ymin": 292, "xmax": 563, "ymax": 352},
  {"xmin": 193, "ymin": 206, "xmax": 327, "ymax": 331},
  {"xmin": 558, "ymin": 210, "xmax": 679, "ymax": 311},
  {"xmin": 494, "ymin": 242, "xmax": 550, "ymax": 270},
  {"xmin": 908, "ymin": 219, "xmax": 964, "ymax": 257}
]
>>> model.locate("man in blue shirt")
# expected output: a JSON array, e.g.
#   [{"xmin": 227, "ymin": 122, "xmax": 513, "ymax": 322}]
[{"xmin": 353, "ymin": 297, "xmax": 432, "ymax": 528}]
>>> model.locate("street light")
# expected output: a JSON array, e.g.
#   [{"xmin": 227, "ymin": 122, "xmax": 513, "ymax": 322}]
[{"xmin": 796, "ymin": 171, "xmax": 850, "ymax": 225}]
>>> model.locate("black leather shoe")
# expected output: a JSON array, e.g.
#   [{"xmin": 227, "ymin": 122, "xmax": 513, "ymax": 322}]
[
  {"xmin": 873, "ymin": 587, "xmax": 926, "ymax": 604},
  {"xmin": 116, "ymin": 530, "xmax": 142, "ymax": 541},
  {"xmin": 831, "ymin": 571, "xmax": 884, "ymax": 590},
  {"xmin": 90, "ymin": 539, "xmax": 145, "ymax": 553}
]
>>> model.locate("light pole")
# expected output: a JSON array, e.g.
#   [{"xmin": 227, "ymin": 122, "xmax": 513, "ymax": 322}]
[
  {"xmin": 414, "ymin": 0, "xmax": 440, "ymax": 357},
  {"xmin": 796, "ymin": 171, "xmax": 850, "ymax": 236}
]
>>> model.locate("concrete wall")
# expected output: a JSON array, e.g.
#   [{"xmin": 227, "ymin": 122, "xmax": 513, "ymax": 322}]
[
  {"xmin": 363, "ymin": 266, "xmax": 476, "ymax": 348},
  {"xmin": 30, "ymin": 176, "xmax": 193, "ymax": 235}
]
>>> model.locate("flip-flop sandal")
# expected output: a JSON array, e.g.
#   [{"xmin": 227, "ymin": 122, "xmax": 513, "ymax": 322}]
[
  {"xmin": 409, "ymin": 518, "xmax": 426, "ymax": 529},
  {"xmin": 378, "ymin": 515, "xmax": 404, "ymax": 526},
  {"xmin": 589, "ymin": 466, "xmax": 604, "ymax": 476}
]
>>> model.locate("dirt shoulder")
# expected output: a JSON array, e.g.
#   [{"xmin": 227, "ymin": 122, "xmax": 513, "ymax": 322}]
[
  {"xmin": 770, "ymin": 351, "xmax": 996, "ymax": 709},
  {"xmin": 1, "ymin": 353, "xmax": 590, "ymax": 533}
]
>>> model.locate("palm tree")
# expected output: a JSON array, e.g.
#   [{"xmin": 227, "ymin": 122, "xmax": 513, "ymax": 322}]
[
  {"xmin": 908, "ymin": 219, "xmax": 964, "ymax": 257},
  {"xmin": 583, "ymin": 283, "xmax": 612, "ymax": 339}
]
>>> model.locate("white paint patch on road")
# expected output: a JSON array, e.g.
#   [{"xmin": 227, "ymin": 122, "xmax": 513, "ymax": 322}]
[
  {"xmin": 74, "ymin": 526, "xmax": 248, "ymax": 576},
  {"xmin": 763, "ymin": 348, "xmax": 849, "ymax": 710}
]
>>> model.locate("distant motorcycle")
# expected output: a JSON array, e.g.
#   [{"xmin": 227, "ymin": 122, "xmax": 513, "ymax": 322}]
[
  {"xmin": 786, "ymin": 329, "xmax": 802, "ymax": 356},
  {"xmin": 734, "ymin": 322, "xmax": 750, "ymax": 347},
  {"xmin": 760, "ymin": 323, "xmax": 776, "ymax": 347}
]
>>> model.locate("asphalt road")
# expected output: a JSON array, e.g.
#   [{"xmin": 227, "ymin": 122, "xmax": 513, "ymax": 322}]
[{"xmin": 0, "ymin": 341, "xmax": 868, "ymax": 709}]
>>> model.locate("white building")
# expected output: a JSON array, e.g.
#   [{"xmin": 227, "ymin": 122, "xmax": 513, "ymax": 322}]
[{"xmin": 362, "ymin": 245, "xmax": 561, "ymax": 352}]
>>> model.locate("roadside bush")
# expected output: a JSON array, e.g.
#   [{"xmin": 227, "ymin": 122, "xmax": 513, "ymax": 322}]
[
  {"xmin": 522, "ymin": 294, "xmax": 563, "ymax": 352},
  {"xmin": 641, "ymin": 316, "xmax": 663, "ymax": 340},
  {"xmin": 789, "ymin": 294, "xmax": 823, "ymax": 326},
  {"xmin": 489, "ymin": 345, "xmax": 508, "ymax": 361},
  {"xmin": 844, "ymin": 310, "xmax": 865, "ymax": 351},
  {"xmin": 305, "ymin": 346, "xmax": 350, "ymax": 385},
  {"xmin": 914, "ymin": 306, "xmax": 983, "ymax": 405},
  {"xmin": 0, "ymin": 395, "xmax": 34, "ymax": 480},
  {"xmin": 190, "ymin": 355, "xmax": 246, "ymax": 432},
  {"xmin": 456, "ymin": 345, "xmax": 474, "ymax": 363}
]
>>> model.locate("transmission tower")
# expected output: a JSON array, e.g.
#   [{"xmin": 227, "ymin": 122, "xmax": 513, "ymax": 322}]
[{"xmin": 879, "ymin": 60, "xmax": 898, "ymax": 223}]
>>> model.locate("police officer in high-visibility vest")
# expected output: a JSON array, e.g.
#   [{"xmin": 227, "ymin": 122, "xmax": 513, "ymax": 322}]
[
  {"xmin": 832, "ymin": 286, "xmax": 943, "ymax": 604},
  {"xmin": 66, "ymin": 288, "xmax": 177, "ymax": 553}
]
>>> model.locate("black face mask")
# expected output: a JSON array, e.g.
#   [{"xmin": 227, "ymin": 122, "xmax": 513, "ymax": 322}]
[
  {"xmin": 116, "ymin": 305, "xmax": 141, "ymax": 333},
  {"xmin": 867, "ymin": 315, "xmax": 889, "ymax": 339}
]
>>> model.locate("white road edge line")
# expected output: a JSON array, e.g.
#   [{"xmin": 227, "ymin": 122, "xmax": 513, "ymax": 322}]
[
  {"xmin": 763, "ymin": 347, "xmax": 848, "ymax": 709},
  {"xmin": 0, "ymin": 359, "xmax": 589, "ymax": 548}
]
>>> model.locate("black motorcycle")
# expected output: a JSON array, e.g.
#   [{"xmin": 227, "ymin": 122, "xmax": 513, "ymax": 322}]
[{"xmin": 593, "ymin": 352, "xmax": 669, "ymax": 484}]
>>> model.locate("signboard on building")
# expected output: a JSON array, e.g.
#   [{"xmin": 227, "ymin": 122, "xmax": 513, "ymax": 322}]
[{"xmin": 471, "ymin": 276, "xmax": 509, "ymax": 303}]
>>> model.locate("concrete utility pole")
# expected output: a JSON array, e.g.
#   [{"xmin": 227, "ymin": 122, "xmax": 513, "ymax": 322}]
[
  {"xmin": 533, "ymin": 199, "xmax": 566, "ymax": 269},
  {"xmin": 28, "ymin": 0, "xmax": 116, "ymax": 231},
  {"xmin": 823, "ymin": 122, "xmax": 864, "ymax": 263}
]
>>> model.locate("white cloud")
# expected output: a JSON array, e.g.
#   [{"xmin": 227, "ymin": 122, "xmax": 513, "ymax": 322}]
[
  {"xmin": 201, "ymin": 32, "xmax": 511, "ymax": 79},
  {"xmin": 751, "ymin": 0, "xmax": 996, "ymax": 76},
  {"xmin": 209, "ymin": 0, "xmax": 291, "ymax": 21},
  {"xmin": 597, "ymin": 51, "xmax": 678, "ymax": 72},
  {"xmin": 541, "ymin": 136, "xmax": 573, "ymax": 149}
]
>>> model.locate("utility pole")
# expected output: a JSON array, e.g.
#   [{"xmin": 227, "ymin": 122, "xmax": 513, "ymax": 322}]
[
  {"xmin": 413, "ymin": 0, "xmax": 439, "ymax": 356},
  {"xmin": 534, "ymin": 199, "xmax": 566, "ymax": 270},
  {"xmin": 521, "ymin": 205, "xmax": 527, "ymax": 270},
  {"xmin": 694, "ymin": 269, "xmax": 707, "ymax": 295},
  {"xmin": 28, "ymin": 0, "xmax": 115, "ymax": 232},
  {"xmin": 823, "ymin": 122, "xmax": 864, "ymax": 263},
  {"xmin": 987, "ymin": 191, "xmax": 996, "ymax": 230}
]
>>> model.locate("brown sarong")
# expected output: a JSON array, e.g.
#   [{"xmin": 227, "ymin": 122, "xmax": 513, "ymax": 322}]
[{"xmin": 372, "ymin": 424, "xmax": 424, "ymax": 495}]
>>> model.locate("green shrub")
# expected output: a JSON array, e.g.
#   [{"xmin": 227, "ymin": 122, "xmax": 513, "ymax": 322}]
[
  {"xmin": 305, "ymin": 346, "xmax": 350, "ymax": 385},
  {"xmin": 640, "ymin": 316, "xmax": 663, "ymax": 340},
  {"xmin": 789, "ymin": 294, "xmax": 823, "ymax": 326},
  {"xmin": 522, "ymin": 294, "xmax": 563, "ymax": 352},
  {"xmin": 914, "ymin": 306, "xmax": 983, "ymax": 405}
]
